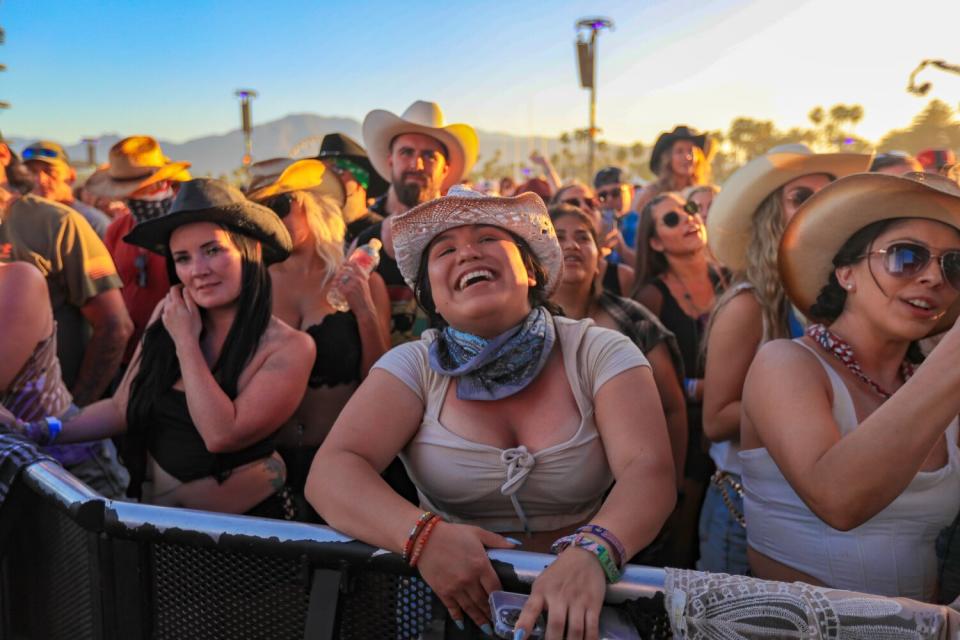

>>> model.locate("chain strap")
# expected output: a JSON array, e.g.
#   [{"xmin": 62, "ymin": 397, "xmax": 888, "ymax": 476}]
[{"xmin": 711, "ymin": 470, "xmax": 746, "ymax": 528}]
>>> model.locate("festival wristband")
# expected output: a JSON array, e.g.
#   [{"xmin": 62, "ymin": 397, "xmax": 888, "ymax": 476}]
[
  {"xmin": 575, "ymin": 524, "xmax": 626, "ymax": 568},
  {"xmin": 45, "ymin": 416, "xmax": 62, "ymax": 444},
  {"xmin": 684, "ymin": 378, "xmax": 698, "ymax": 401},
  {"xmin": 550, "ymin": 534, "xmax": 622, "ymax": 583}
]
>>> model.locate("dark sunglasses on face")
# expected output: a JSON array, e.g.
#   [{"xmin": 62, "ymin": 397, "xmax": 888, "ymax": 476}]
[
  {"xmin": 866, "ymin": 242, "xmax": 960, "ymax": 290},
  {"xmin": 563, "ymin": 197, "xmax": 598, "ymax": 210},
  {"xmin": 266, "ymin": 193, "xmax": 292, "ymax": 219},
  {"xmin": 659, "ymin": 200, "xmax": 701, "ymax": 228},
  {"xmin": 597, "ymin": 187, "xmax": 622, "ymax": 202},
  {"xmin": 22, "ymin": 147, "xmax": 62, "ymax": 161}
]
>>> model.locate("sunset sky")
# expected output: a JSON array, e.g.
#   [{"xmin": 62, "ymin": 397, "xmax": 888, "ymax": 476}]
[{"xmin": 2, "ymin": 0, "xmax": 959, "ymax": 145}]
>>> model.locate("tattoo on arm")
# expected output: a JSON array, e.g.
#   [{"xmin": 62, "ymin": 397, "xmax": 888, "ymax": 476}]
[
  {"xmin": 264, "ymin": 456, "xmax": 286, "ymax": 492},
  {"xmin": 72, "ymin": 325, "xmax": 128, "ymax": 406}
]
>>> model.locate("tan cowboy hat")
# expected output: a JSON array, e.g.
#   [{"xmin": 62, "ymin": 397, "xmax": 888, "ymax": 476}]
[
  {"xmin": 391, "ymin": 185, "xmax": 562, "ymax": 294},
  {"xmin": 780, "ymin": 172, "xmax": 960, "ymax": 335},
  {"xmin": 362, "ymin": 100, "xmax": 479, "ymax": 193},
  {"xmin": 708, "ymin": 143, "xmax": 872, "ymax": 271},
  {"xmin": 247, "ymin": 158, "xmax": 345, "ymax": 206},
  {"xmin": 84, "ymin": 136, "xmax": 191, "ymax": 199}
]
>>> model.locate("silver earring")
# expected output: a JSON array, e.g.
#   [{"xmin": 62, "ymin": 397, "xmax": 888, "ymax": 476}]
[{"xmin": 845, "ymin": 284, "xmax": 853, "ymax": 290}]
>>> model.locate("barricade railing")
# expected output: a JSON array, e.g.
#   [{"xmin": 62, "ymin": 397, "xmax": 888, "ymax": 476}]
[{"xmin": 0, "ymin": 460, "xmax": 670, "ymax": 639}]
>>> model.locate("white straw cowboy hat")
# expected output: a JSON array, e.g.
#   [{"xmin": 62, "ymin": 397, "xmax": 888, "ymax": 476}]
[
  {"xmin": 247, "ymin": 158, "xmax": 345, "ymax": 206},
  {"xmin": 708, "ymin": 143, "xmax": 872, "ymax": 272},
  {"xmin": 362, "ymin": 100, "xmax": 479, "ymax": 194},
  {"xmin": 84, "ymin": 136, "xmax": 191, "ymax": 200},
  {"xmin": 391, "ymin": 185, "xmax": 562, "ymax": 294},
  {"xmin": 780, "ymin": 172, "xmax": 960, "ymax": 335}
]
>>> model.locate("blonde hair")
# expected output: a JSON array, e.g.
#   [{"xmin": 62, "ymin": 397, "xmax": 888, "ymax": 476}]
[
  {"xmin": 654, "ymin": 143, "xmax": 711, "ymax": 195},
  {"xmin": 683, "ymin": 183, "xmax": 721, "ymax": 200},
  {"xmin": 708, "ymin": 188, "xmax": 791, "ymax": 343},
  {"xmin": 293, "ymin": 191, "xmax": 346, "ymax": 287}
]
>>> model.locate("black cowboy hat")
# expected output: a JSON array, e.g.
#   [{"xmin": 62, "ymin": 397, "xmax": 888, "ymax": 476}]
[
  {"xmin": 315, "ymin": 133, "xmax": 389, "ymax": 199},
  {"xmin": 124, "ymin": 178, "xmax": 292, "ymax": 265},
  {"xmin": 649, "ymin": 125, "xmax": 711, "ymax": 174}
]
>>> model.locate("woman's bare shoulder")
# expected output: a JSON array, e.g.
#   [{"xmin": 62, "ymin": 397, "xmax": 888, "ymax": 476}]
[
  {"xmin": 265, "ymin": 316, "xmax": 315, "ymax": 356},
  {"xmin": 0, "ymin": 261, "xmax": 48, "ymax": 300}
]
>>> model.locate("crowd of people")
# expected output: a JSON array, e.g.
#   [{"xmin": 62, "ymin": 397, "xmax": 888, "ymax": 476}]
[{"xmin": 2, "ymin": 100, "xmax": 960, "ymax": 639}]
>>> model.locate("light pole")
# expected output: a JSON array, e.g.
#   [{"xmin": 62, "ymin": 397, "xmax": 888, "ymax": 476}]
[
  {"xmin": 234, "ymin": 89, "xmax": 258, "ymax": 166},
  {"xmin": 575, "ymin": 17, "xmax": 613, "ymax": 178}
]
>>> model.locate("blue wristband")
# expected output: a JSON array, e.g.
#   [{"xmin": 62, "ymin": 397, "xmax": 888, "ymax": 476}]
[{"xmin": 45, "ymin": 416, "xmax": 62, "ymax": 444}]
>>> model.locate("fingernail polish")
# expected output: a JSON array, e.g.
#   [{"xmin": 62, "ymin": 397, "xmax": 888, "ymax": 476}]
[
  {"xmin": 505, "ymin": 537, "xmax": 523, "ymax": 546},
  {"xmin": 513, "ymin": 630, "xmax": 525, "ymax": 640},
  {"xmin": 480, "ymin": 622, "xmax": 494, "ymax": 636},
  {"xmin": 453, "ymin": 619, "xmax": 465, "ymax": 631}
]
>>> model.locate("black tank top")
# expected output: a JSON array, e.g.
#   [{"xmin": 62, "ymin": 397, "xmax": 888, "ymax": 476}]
[
  {"xmin": 652, "ymin": 278, "xmax": 707, "ymax": 378},
  {"xmin": 304, "ymin": 312, "xmax": 362, "ymax": 388},
  {"xmin": 602, "ymin": 262, "xmax": 622, "ymax": 296}
]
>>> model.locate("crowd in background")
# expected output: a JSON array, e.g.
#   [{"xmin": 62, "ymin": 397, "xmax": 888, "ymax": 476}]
[{"xmin": 2, "ymin": 100, "xmax": 960, "ymax": 638}]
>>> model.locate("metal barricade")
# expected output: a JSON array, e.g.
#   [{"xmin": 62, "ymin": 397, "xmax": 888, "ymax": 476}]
[{"xmin": 0, "ymin": 461, "xmax": 669, "ymax": 639}]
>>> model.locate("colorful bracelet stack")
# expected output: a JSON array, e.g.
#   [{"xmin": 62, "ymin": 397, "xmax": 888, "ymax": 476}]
[
  {"xmin": 550, "ymin": 525, "xmax": 626, "ymax": 584},
  {"xmin": 402, "ymin": 511, "xmax": 442, "ymax": 568}
]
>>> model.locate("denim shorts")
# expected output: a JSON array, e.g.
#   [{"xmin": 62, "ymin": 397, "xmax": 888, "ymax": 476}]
[
  {"xmin": 64, "ymin": 439, "xmax": 130, "ymax": 500},
  {"xmin": 697, "ymin": 475, "xmax": 749, "ymax": 575}
]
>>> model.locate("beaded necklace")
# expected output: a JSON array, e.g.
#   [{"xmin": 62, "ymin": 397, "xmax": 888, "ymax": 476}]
[{"xmin": 806, "ymin": 323, "xmax": 915, "ymax": 399}]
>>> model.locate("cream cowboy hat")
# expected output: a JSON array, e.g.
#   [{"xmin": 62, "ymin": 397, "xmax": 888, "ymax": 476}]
[
  {"xmin": 707, "ymin": 143, "xmax": 872, "ymax": 272},
  {"xmin": 247, "ymin": 158, "xmax": 345, "ymax": 206},
  {"xmin": 362, "ymin": 100, "xmax": 479, "ymax": 193},
  {"xmin": 84, "ymin": 136, "xmax": 191, "ymax": 200},
  {"xmin": 780, "ymin": 172, "xmax": 960, "ymax": 335},
  {"xmin": 391, "ymin": 185, "xmax": 562, "ymax": 294}
]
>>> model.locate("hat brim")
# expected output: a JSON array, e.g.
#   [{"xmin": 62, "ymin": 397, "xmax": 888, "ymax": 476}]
[
  {"xmin": 317, "ymin": 150, "xmax": 389, "ymax": 198},
  {"xmin": 123, "ymin": 201, "xmax": 291, "ymax": 265},
  {"xmin": 708, "ymin": 151, "xmax": 872, "ymax": 271},
  {"xmin": 247, "ymin": 161, "xmax": 346, "ymax": 207},
  {"xmin": 780, "ymin": 172, "xmax": 960, "ymax": 335},
  {"xmin": 362, "ymin": 109, "xmax": 479, "ymax": 193},
  {"xmin": 649, "ymin": 132, "xmax": 709, "ymax": 174},
  {"xmin": 391, "ymin": 191, "xmax": 561, "ymax": 295},
  {"xmin": 85, "ymin": 161, "xmax": 192, "ymax": 200}
]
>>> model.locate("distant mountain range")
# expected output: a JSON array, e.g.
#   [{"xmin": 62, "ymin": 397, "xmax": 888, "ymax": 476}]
[{"xmin": 6, "ymin": 113, "xmax": 579, "ymax": 179}]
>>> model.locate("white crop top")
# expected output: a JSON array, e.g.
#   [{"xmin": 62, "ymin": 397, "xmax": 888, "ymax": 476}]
[
  {"xmin": 740, "ymin": 340, "xmax": 960, "ymax": 601},
  {"xmin": 373, "ymin": 316, "xmax": 649, "ymax": 533}
]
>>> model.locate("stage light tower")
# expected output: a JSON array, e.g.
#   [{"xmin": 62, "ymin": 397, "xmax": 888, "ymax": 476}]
[
  {"xmin": 575, "ymin": 17, "xmax": 614, "ymax": 177},
  {"xmin": 234, "ymin": 89, "xmax": 259, "ymax": 166}
]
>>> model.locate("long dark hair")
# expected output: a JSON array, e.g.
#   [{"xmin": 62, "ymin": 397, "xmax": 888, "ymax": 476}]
[
  {"xmin": 631, "ymin": 193, "xmax": 675, "ymax": 292},
  {"xmin": 123, "ymin": 227, "xmax": 273, "ymax": 495},
  {"xmin": 809, "ymin": 218, "xmax": 924, "ymax": 363},
  {"xmin": 413, "ymin": 227, "xmax": 562, "ymax": 329}
]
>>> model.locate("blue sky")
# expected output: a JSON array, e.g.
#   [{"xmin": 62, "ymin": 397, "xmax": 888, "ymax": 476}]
[{"xmin": 2, "ymin": 0, "xmax": 959, "ymax": 145}]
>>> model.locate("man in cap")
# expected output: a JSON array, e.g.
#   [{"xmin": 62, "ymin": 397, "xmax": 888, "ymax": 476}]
[
  {"xmin": 22, "ymin": 140, "xmax": 112, "ymax": 237},
  {"xmin": 315, "ymin": 133, "xmax": 388, "ymax": 244},
  {"xmin": 355, "ymin": 100, "xmax": 478, "ymax": 346},
  {"xmin": 86, "ymin": 136, "xmax": 191, "ymax": 367},
  {"xmin": 594, "ymin": 165, "xmax": 638, "ymax": 266},
  {"xmin": 0, "ymin": 137, "xmax": 132, "ymax": 498}
]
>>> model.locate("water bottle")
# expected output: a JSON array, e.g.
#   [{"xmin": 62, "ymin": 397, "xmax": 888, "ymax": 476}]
[{"xmin": 326, "ymin": 238, "xmax": 382, "ymax": 312}]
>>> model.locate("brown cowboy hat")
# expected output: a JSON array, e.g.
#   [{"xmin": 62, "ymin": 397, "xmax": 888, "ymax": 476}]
[
  {"xmin": 780, "ymin": 172, "xmax": 960, "ymax": 335},
  {"xmin": 246, "ymin": 159, "xmax": 345, "ymax": 206},
  {"xmin": 84, "ymin": 136, "xmax": 191, "ymax": 200}
]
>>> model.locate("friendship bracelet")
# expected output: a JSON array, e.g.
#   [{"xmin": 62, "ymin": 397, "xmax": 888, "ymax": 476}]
[
  {"xmin": 550, "ymin": 534, "xmax": 622, "ymax": 583},
  {"xmin": 408, "ymin": 516, "xmax": 441, "ymax": 568},
  {"xmin": 575, "ymin": 525, "xmax": 626, "ymax": 568},
  {"xmin": 402, "ymin": 511, "xmax": 436, "ymax": 562}
]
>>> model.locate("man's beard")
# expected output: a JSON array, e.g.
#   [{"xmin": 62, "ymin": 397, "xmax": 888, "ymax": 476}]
[{"xmin": 393, "ymin": 171, "xmax": 436, "ymax": 208}]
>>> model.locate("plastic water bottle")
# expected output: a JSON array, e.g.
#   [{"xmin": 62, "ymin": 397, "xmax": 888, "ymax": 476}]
[{"xmin": 326, "ymin": 238, "xmax": 383, "ymax": 312}]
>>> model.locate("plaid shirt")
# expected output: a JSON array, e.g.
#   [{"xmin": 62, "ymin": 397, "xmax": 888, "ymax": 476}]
[{"xmin": 596, "ymin": 291, "xmax": 685, "ymax": 381}]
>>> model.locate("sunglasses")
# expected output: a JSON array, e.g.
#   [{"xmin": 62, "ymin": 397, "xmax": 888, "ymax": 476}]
[
  {"xmin": 563, "ymin": 196, "xmax": 598, "ymax": 210},
  {"xmin": 865, "ymin": 242, "xmax": 960, "ymax": 290},
  {"xmin": 597, "ymin": 187, "xmax": 622, "ymax": 202},
  {"xmin": 266, "ymin": 193, "xmax": 292, "ymax": 219},
  {"xmin": 22, "ymin": 147, "xmax": 62, "ymax": 161},
  {"xmin": 659, "ymin": 201, "xmax": 701, "ymax": 228}
]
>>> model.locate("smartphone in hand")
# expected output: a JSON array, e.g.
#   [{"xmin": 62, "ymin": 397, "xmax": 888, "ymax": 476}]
[{"xmin": 488, "ymin": 591, "xmax": 640, "ymax": 639}]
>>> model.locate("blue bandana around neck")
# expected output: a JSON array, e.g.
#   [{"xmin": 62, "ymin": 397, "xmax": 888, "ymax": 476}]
[{"xmin": 428, "ymin": 307, "xmax": 556, "ymax": 401}]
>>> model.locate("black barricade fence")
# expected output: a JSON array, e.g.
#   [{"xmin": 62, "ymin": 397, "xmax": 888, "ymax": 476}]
[{"xmin": 0, "ymin": 461, "xmax": 669, "ymax": 640}]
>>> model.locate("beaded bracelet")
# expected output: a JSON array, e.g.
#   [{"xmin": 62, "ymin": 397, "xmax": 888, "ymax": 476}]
[
  {"xmin": 575, "ymin": 525, "xmax": 626, "ymax": 568},
  {"xmin": 408, "ymin": 516, "xmax": 441, "ymax": 568},
  {"xmin": 402, "ymin": 511, "xmax": 436, "ymax": 562},
  {"xmin": 551, "ymin": 533, "xmax": 622, "ymax": 583}
]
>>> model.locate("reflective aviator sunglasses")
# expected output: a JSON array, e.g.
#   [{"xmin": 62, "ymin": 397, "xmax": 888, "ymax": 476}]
[{"xmin": 865, "ymin": 242, "xmax": 960, "ymax": 290}]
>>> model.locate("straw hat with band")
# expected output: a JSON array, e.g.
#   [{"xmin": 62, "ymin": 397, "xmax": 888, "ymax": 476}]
[
  {"xmin": 247, "ymin": 158, "xmax": 345, "ymax": 209},
  {"xmin": 780, "ymin": 172, "xmax": 960, "ymax": 335},
  {"xmin": 316, "ymin": 133, "xmax": 389, "ymax": 199},
  {"xmin": 648, "ymin": 125, "xmax": 711, "ymax": 175},
  {"xmin": 362, "ymin": 100, "xmax": 479, "ymax": 194},
  {"xmin": 707, "ymin": 144, "xmax": 873, "ymax": 272},
  {"xmin": 391, "ymin": 185, "xmax": 562, "ymax": 295},
  {"xmin": 84, "ymin": 136, "xmax": 191, "ymax": 200},
  {"xmin": 124, "ymin": 178, "xmax": 292, "ymax": 265}
]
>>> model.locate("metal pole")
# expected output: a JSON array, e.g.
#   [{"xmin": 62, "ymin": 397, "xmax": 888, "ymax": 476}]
[
  {"xmin": 588, "ymin": 29, "xmax": 598, "ymax": 178},
  {"xmin": 235, "ymin": 89, "xmax": 258, "ymax": 166}
]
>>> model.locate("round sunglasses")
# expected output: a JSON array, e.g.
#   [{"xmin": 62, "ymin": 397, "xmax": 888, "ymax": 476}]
[
  {"xmin": 865, "ymin": 242, "xmax": 960, "ymax": 290},
  {"xmin": 658, "ymin": 200, "xmax": 701, "ymax": 228}
]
